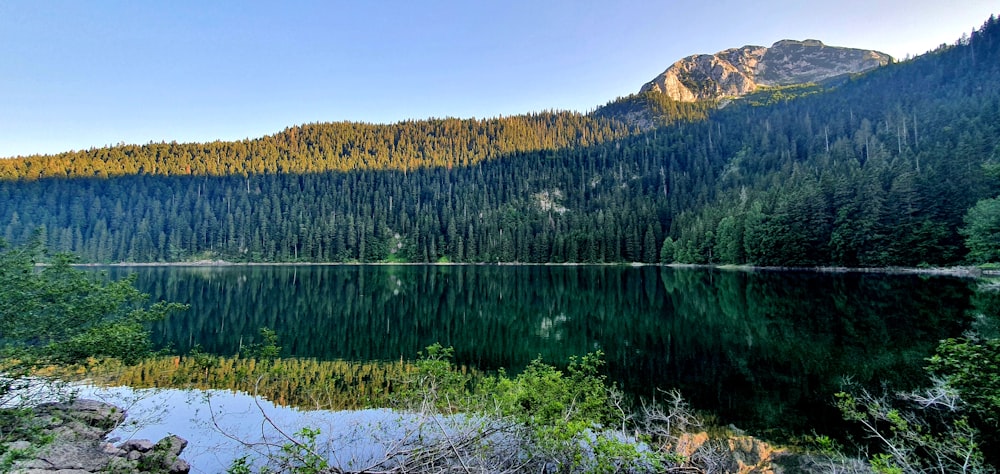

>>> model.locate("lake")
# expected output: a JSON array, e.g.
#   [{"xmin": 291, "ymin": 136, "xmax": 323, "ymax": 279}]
[{"xmin": 103, "ymin": 264, "xmax": 975, "ymax": 438}]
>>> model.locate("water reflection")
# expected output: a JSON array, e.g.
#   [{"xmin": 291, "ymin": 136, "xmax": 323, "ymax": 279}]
[
  {"xmin": 79, "ymin": 385, "xmax": 415, "ymax": 474},
  {"xmin": 107, "ymin": 265, "xmax": 975, "ymax": 435}
]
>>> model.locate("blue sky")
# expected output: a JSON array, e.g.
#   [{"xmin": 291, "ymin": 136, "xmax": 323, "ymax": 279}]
[{"xmin": 1, "ymin": 0, "xmax": 996, "ymax": 158}]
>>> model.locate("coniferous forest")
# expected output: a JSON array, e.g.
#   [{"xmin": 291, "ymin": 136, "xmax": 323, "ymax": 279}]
[{"xmin": 2, "ymin": 16, "xmax": 999, "ymax": 266}]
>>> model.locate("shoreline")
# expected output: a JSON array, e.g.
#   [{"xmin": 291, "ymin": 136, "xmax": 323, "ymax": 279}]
[{"xmin": 66, "ymin": 260, "xmax": 995, "ymax": 278}]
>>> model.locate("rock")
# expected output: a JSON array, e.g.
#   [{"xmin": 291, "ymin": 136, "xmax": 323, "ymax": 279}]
[
  {"xmin": 9, "ymin": 400, "xmax": 191, "ymax": 474},
  {"xmin": 121, "ymin": 438, "xmax": 155, "ymax": 452},
  {"xmin": 642, "ymin": 46, "xmax": 765, "ymax": 101},
  {"xmin": 5, "ymin": 440, "xmax": 33, "ymax": 451},
  {"xmin": 19, "ymin": 439, "xmax": 113, "ymax": 471},
  {"xmin": 17, "ymin": 470, "xmax": 93, "ymax": 474},
  {"xmin": 154, "ymin": 434, "xmax": 188, "ymax": 457},
  {"xmin": 35, "ymin": 399, "xmax": 126, "ymax": 432},
  {"xmin": 640, "ymin": 40, "xmax": 892, "ymax": 102},
  {"xmin": 109, "ymin": 434, "xmax": 191, "ymax": 474},
  {"xmin": 99, "ymin": 442, "xmax": 125, "ymax": 456},
  {"xmin": 167, "ymin": 457, "xmax": 191, "ymax": 474},
  {"xmin": 758, "ymin": 39, "xmax": 892, "ymax": 86},
  {"xmin": 673, "ymin": 431, "xmax": 785, "ymax": 474}
]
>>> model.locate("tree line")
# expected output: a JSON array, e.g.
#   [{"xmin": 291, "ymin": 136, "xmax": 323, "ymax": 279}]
[
  {"xmin": 667, "ymin": 15, "xmax": 1000, "ymax": 266},
  {"xmin": 0, "ymin": 112, "xmax": 638, "ymax": 178},
  {"xmin": 1, "ymin": 16, "xmax": 998, "ymax": 267}
]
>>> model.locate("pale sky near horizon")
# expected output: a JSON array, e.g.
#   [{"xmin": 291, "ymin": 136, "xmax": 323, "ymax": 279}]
[{"xmin": 1, "ymin": 0, "xmax": 997, "ymax": 158}]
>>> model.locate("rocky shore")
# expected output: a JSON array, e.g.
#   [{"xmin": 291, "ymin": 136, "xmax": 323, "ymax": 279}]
[{"xmin": 7, "ymin": 399, "xmax": 190, "ymax": 474}]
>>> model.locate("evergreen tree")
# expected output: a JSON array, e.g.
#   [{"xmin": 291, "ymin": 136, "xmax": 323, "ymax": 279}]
[{"xmin": 962, "ymin": 196, "xmax": 1000, "ymax": 263}]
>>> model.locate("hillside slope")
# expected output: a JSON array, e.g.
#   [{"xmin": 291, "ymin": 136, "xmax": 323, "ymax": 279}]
[
  {"xmin": 666, "ymin": 17, "xmax": 1000, "ymax": 266},
  {"xmin": 1, "ymin": 16, "xmax": 998, "ymax": 267},
  {"xmin": 0, "ymin": 113, "xmax": 634, "ymax": 179}
]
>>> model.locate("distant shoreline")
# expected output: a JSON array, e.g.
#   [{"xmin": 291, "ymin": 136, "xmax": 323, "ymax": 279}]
[{"xmin": 66, "ymin": 260, "xmax": 994, "ymax": 278}]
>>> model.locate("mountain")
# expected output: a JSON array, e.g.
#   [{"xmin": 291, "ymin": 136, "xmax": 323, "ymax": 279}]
[
  {"xmin": 0, "ymin": 15, "xmax": 998, "ymax": 268},
  {"xmin": 640, "ymin": 39, "xmax": 892, "ymax": 102}
]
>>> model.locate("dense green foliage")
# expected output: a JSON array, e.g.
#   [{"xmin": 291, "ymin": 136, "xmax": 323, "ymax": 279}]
[
  {"xmin": 0, "ymin": 239, "xmax": 184, "ymax": 368},
  {"xmin": 928, "ymin": 337, "xmax": 1000, "ymax": 428},
  {"xmin": 962, "ymin": 196, "xmax": 1000, "ymax": 263},
  {"xmin": 0, "ymin": 113, "xmax": 633, "ymax": 178},
  {"xmin": 0, "ymin": 240, "xmax": 184, "ymax": 467},
  {"xmin": 834, "ymin": 283, "xmax": 1000, "ymax": 472},
  {"xmin": 835, "ymin": 387, "xmax": 991, "ymax": 474},
  {"xmin": 0, "ymin": 110, "xmax": 716, "ymax": 262},
  {"xmin": 1, "ymin": 17, "xmax": 999, "ymax": 266},
  {"xmin": 383, "ymin": 344, "xmax": 681, "ymax": 473},
  {"xmin": 670, "ymin": 16, "xmax": 1000, "ymax": 266},
  {"xmin": 592, "ymin": 90, "xmax": 713, "ymax": 126},
  {"xmin": 927, "ymin": 314, "xmax": 1000, "ymax": 468}
]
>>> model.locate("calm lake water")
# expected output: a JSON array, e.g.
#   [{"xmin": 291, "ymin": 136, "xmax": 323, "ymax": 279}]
[
  {"xmin": 105, "ymin": 265, "xmax": 975, "ymax": 438},
  {"xmin": 78, "ymin": 384, "xmax": 416, "ymax": 474}
]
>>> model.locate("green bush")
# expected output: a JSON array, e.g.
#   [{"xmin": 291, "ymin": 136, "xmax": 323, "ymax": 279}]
[
  {"xmin": 0, "ymin": 237, "xmax": 186, "ymax": 470},
  {"xmin": 0, "ymin": 237, "xmax": 186, "ymax": 374}
]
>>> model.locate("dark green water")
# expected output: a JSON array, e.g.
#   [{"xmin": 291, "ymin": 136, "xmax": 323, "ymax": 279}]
[{"xmin": 107, "ymin": 265, "xmax": 975, "ymax": 437}]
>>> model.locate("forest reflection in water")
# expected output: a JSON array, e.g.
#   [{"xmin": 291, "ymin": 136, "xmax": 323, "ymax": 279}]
[{"xmin": 104, "ymin": 265, "xmax": 976, "ymax": 435}]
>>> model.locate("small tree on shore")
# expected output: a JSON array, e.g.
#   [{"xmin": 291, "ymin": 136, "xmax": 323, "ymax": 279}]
[
  {"xmin": 1, "ymin": 237, "xmax": 185, "ymax": 371},
  {"xmin": 0, "ymin": 236, "xmax": 186, "ymax": 411},
  {"xmin": 961, "ymin": 196, "xmax": 1000, "ymax": 264}
]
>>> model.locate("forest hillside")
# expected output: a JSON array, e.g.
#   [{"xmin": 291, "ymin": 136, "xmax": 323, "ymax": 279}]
[{"xmin": 1, "ymin": 15, "xmax": 998, "ymax": 266}]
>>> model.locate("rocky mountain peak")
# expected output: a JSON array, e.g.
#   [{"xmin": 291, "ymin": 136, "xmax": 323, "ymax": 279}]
[{"xmin": 640, "ymin": 40, "xmax": 892, "ymax": 102}]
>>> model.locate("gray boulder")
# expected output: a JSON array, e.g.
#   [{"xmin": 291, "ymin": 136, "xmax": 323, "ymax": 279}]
[{"xmin": 9, "ymin": 399, "xmax": 190, "ymax": 474}]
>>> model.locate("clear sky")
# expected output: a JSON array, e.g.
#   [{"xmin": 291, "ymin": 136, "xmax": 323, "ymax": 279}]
[{"xmin": 1, "ymin": 0, "xmax": 996, "ymax": 158}]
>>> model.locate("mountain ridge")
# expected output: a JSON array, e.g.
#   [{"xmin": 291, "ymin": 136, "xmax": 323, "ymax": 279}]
[
  {"xmin": 3, "ymin": 40, "xmax": 891, "ymax": 164},
  {"xmin": 640, "ymin": 39, "xmax": 892, "ymax": 102}
]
